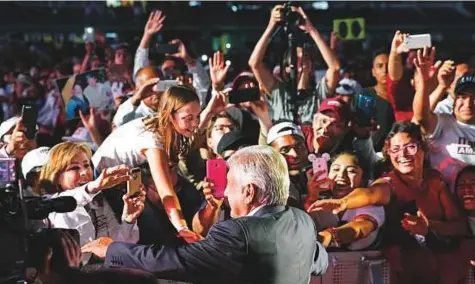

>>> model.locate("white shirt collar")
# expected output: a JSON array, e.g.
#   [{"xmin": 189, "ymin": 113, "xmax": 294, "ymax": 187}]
[{"xmin": 246, "ymin": 204, "xmax": 266, "ymax": 217}]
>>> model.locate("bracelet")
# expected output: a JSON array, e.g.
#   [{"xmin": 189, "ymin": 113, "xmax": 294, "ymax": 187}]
[
  {"xmin": 177, "ymin": 225, "xmax": 189, "ymax": 232},
  {"xmin": 326, "ymin": 227, "xmax": 340, "ymax": 247}
]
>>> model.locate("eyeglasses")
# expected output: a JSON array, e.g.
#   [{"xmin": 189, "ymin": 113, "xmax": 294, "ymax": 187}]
[
  {"xmin": 213, "ymin": 124, "xmax": 236, "ymax": 132},
  {"xmin": 388, "ymin": 143, "xmax": 419, "ymax": 157}
]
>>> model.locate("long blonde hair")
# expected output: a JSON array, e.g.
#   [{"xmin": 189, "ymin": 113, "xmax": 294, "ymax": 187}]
[
  {"xmin": 144, "ymin": 85, "xmax": 200, "ymax": 165},
  {"xmin": 36, "ymin": 142, "xmax": 92, "ymax": 195}
]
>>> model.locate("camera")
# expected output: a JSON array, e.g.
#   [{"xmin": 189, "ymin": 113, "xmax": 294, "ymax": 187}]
[
  {"xmin": 280, "ymin": 2, "xmax": 304, "ymax": 31},
  {"xmin": 0, "ymin": 159, "xmax": 77, "ymax": 283}
]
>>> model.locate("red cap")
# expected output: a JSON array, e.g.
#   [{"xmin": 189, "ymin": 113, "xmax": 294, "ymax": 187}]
[{"xmin": 317, "ymin": 98, "xmax": 352, "ymax": 122}]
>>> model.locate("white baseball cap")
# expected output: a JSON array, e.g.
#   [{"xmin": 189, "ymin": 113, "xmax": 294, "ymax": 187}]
[
  {"xmin": 62, "ymin": 127, "xmax": 98, "ymax": 151},
  {"xmin": 21, "ymin": 147, "xmax": 50, "ymax": 179},
  {"xmin": 335, "ymin": 78, "xmax": 363, "ymax": 96},
  {"xmin": 267, "ymin": 122, "xmax": 305, "ymax": 145}
]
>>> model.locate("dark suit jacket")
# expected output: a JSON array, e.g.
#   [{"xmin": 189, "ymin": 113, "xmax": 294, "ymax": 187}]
[{"xmin": 105, "ymin": 205, "xmax": 328, "ymax": 284}]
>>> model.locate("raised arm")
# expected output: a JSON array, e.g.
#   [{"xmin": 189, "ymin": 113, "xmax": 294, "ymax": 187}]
[
  {"xmin": 411, "ymin": 47, "xmax": 439, "ymax": 134},
  {"xmin": 134, "ymin": 10, "xmax": 166, "ymax": 77},
  {"xmin": 388, "ymin": 31, "xmax": 408, "ymax": 81},
  {"xmin": 319, "ymin": 216, "xmax": 379, "ymax": 248},
  {"xmin": 248, "ymin": 5, "xmax": 281, "ymax": 94},
  {"xmin": 296, "ymin": 7, "xmax": 341, "ymax": 92},
  {"xmin": 429, "ymin": 60, "xmax": 455, "ymax": 111}
]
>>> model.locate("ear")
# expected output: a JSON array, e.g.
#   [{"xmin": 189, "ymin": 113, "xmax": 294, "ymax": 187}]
[{"xmin": 244, "ymin": 184, "xmax": 257, "ymax": 205}]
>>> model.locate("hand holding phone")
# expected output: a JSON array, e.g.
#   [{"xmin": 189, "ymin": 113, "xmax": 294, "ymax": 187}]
[
  {"xmin": 21, "ymin": 105, "xmax": 37, "ymax": 140},
  {"xmin": 127, "ymin": 168, "xmax": 142, "ymax": 197},
  {"xmin": 206, "ymin": 159, "xmax": 227, "ymax": 199},
  {"xmin": 354, "ymin": 93, "xmax": 376, "ymax": 127},
  {"xmin": 155, "ymin": 43, "xmax": 180, "ymax": 54},
  {"xmin": 228, "ymin": 88, "xmax": 261, "ymax": 104},
  {"xmin": 404, "ymin": 34, "xmax": 432, "ymax": 50}
]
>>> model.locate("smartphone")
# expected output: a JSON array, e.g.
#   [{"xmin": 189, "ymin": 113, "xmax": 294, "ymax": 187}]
[
  {"xmin": 404, "ymin": 34, "xmax": 432, "ymax": 50},
  {"xmin": 155, "ymin": 43, "xmax": 179, "ymax": 54},
  {"xmin": 83, "ymin": 27, "xmax": 95, "ymax": 42},
  {"xmin": 0, "ymin": 158, "xmax": 16, "ymax": 186},
  {"xmin": 206, "ymin": 159, "xmax": 227, "ymax": 199},
  {"xmin": 21, "ymin": 105, "xmax": 37, "ymax": 140},
  {"xmin": 154, "ymin": 80, "xmax": 180, "ymax": 92},
  {"xmin": 127, "ymin": 167, "xmax": 142, "ymax": 197},
  {"xmin": 228, "ymin": 88, "xmax": 261, "ymax": 104},
  {"xmin": 355, "ymin": 93, "xmax": 376, "ymax": 127},
  {"xmin": 312, "ymin": 157, "xmax": 328, "ymax": 180}
]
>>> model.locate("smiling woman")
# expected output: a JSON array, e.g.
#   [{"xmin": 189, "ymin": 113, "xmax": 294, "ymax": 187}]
[{"xmin": 307, "ymin": 121, "xmax": 470, "ymax": 284}]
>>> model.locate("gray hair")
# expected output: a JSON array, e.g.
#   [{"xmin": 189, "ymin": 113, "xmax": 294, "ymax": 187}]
[{"xmin": 227, "ymin": 145, "xmax": 290, "ymax": 206}]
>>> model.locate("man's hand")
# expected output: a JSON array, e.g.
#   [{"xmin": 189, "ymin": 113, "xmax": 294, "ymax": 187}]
[
  {"xmin": 144, "ymin": 10, "xmax": 166, "ymax": 37},
  {"xmin": 177, "ymin": 228, "xmax": 204, "ymax": 244},
  {"xmin": 122, "ymin": 187, "xmax": 146, "ymax": 224},
  {"xmin": 209, "ymin": 51, "xmax": 230, "ymax": 91},
  {"xmin": 81, "ymin": 237, "xmax": 113, "ymax": 259},
  {"xmin": 391, "ymin": 30, "xmax": 410, "ymax": 55},
  {"xmin": 168, "ymin": 39, "xmax": 194, "ymax": 65},
  {"xmin": 295, "ymin": 7, "xmax": 316, "ymax": 33},
  {"xmin": 437, "ymin": 60, "xmax": 456, "ymax": 89},
  {"xmin": 132, "ymin": 77, "xmax": 160, "ymax": 105},
  {"xmin": 401, "ymin": 211, "xmax": 429, "ymax": 236},
  {"xmin": 205, "ymin": 89, "xmax": 235, "ymax": 116},
  {"xmin": 268, "ymin": 5, "xmax": 284, "ymax": 28}
]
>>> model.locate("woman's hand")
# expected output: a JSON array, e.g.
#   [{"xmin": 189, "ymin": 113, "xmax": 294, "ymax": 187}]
[
  {"xmin": 202, "ymin": 178, "xmax": 224, "ymax": 210},
  {"xmin": 401, "ymin": 210, "xmax": 429, "ymax": 236},
  {"xmin": 209, "ymin": 51, "xmax": 230, "ymax": 91},
  {"xmin": 318, "ymin": 230, "xmax": 333, "ymax": 248},
  {"xmin": 307, "ymin": 198, "xmax": 347, "ymax": 214},
  {"xmin": 205, "ymin": 89, "xmax": 235, "ymax": 116},
  {"xmin": 268, "ymin": 5, "xmax": 284, "ymax": 28},
  {"xmin": 87, "ymin": 165, "xmax": 131, "ymax": 194},
  {"xmin": 121, "ymin": 187, "xmax": 146, "ymax": 224},
  {"xmin": 307, "ymin": 170, "xmax": 334, "ymax": 201}
]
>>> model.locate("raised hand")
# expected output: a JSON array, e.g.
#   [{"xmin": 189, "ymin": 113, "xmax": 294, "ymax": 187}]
[
  {"xmin": 437, "ymin": 60, "xmax": 456, "ymax": 88},
  {"xmin": 144, "ymin": 10, "xmax": 166, "ymax": 36},
  {"xmin": 268, "ymin": 5, "xmax": 284, "ymax": 28},
  {"xmin": 209, "ymin": 51, "xmax": 230, "ymax": 90},
  {"xmin": 391, "ymin": 30, "xmax": 410, "ymax": 54},
  {"xmin": 206, "ymin": 89, "xmax": 235, "ymax": 115},
  {"xmin": 168, "ymin": 39, "xmax": 192, "ymax": 63},
  {"xmin": 295, "ymin": 7, "xmax": 315, "ymax": 32},
  {"xmin": 414, "ymin": 47, "xmax": 436, "ymax": 82}
]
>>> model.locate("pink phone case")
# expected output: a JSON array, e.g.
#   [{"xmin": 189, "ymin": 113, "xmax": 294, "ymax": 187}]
[
  {"xmin": 206, "ymin": 159, "xmax": 227, "ymax": 199},
  {"xmin": 313, "ymin": 157, "xmax": 328, "ymax": 181}
]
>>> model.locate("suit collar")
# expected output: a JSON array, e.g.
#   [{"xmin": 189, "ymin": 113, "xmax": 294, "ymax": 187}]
[{"xmin": 252, "ymin": 205, "xmax": 286, "ymax": 217}]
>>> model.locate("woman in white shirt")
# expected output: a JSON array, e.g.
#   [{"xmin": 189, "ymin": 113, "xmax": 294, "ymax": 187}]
[
  {"xmin": 92, "ymin": 85, "xmax": 223, "ymax": 241},
  {"xmin": 304, "ymin": 152, "xmax": 385, "ymax": 250},
  {"xmin": 36, "ymin": 142, "xmax": 145, "ymax": 264}
]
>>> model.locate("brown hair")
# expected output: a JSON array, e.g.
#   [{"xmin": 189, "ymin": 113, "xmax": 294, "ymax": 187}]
[
  {"xmin": 205, "ymin": 112, "xmax": 239, "ymax": 139},
  {"xmin": 144, "ymin": 85, "xmax": 200, "ymax": 166},
  {"xmin": 36, "ymin": 142, "xmax": 92, "ymax": 195}
]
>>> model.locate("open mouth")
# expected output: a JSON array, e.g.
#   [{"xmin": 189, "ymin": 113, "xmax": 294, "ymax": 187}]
[
  {"xmin": 397, "ymin": 158, "xmax": 413, "ymax": 167},
  {"xmin": 463, "ymin": 195, "xmax": 475, "ymax": 202}
]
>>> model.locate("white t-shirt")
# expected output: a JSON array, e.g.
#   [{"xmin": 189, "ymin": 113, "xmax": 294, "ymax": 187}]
[
  {"xmin": 92, "ymin": 117, "xmax": 163, "ymax": 173},
  {"xmin": 428, "ymin": 114, "xmax": 475, "ymax": 192},
  {"xmin": 434, "ymin": 96, "xmax": 453, "ymax": 115},
  {"xmin": 311, "ymin": 205, "xmax": 385, "ymax": 250}
]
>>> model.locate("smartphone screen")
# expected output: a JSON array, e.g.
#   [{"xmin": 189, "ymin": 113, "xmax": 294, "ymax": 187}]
[
  {"xmin": 206, "ymin": 159, "xmax": 227, "ymax": 199},
  {"xmin": 21, "ymin": 105, "xmax": 37, "ymax": 140},
  {"xmin": 127, "ymin": 167, "xmax": 142, "ymax": 197},
  {"xmin": 155, "ymin": 43, "xmax": 179, "ymax": 54},
  {"xmin": 355, "ymin": 93, "xmax": 376, "ymax": 127},
  {"xmin": 228, "ymin": 88, "xmax": 261, "ymax": 104}
]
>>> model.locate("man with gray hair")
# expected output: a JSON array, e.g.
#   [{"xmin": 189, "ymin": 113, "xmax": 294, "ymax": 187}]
[{"xmin": 84, "ymin": 145, "xmax": 328, "ymax": 284}]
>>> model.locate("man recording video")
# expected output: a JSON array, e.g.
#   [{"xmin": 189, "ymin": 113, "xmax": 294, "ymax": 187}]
[{"xmin": 249, "ymin": 4, "xmax": 341, "ymax": 124}]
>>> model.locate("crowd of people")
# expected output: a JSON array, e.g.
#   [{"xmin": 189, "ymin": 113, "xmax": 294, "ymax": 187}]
[{"xmin": 2, "ymin": 4, "xmax": 475, "ymax": 284}]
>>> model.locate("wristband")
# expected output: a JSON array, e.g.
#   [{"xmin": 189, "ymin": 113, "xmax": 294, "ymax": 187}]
[
  {"xmin": 177, "ymin": 225, "xmax": 189, "ymax": 232},
  {"xmin": 326, "ymin": 227, "xmax": 340, "ymax": 247}
]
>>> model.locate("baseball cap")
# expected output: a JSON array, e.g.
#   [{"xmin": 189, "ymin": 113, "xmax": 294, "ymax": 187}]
[
  {"xmin": 454, "ymin": 73, "xmax": 475, "ymax": 95},
  {"xmin": 217, "ymin": 130, "xmax": 254, "ymax": 156},
  {"xmin": 317, "ymin": 98, "xmax": 352, "ymax": 122},
  {"xmin": 0, "ymin": 116, "xmax": 19, "ymax": 140},
  {"xmin": 62, "ymin": 127, "xmax": 98, "ymax": 151},
  {"xmin": 335, "ymin": 78, "xmax": 362, "ymax": 96},
  {"xmin": 21, "ymin": 147, "xmax": 50, "ymax": 179},
  {"xmin": 267, "ymin": 122, "xmax": 305, "ymax": 145}
]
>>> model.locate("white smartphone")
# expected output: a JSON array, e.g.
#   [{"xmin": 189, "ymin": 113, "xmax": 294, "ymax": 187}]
[
  {"xmin": 154, "ymin": 80, "xmax": 180, "ymax": 92},
  {"xmin": 404, "ymin": 34, "xmax": 432, "ymax": 50}
]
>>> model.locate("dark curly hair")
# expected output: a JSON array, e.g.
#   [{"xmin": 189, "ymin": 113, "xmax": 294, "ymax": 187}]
[{"xmin": 382, "ymin": 121, "xmax": 428, "ymax": 162}]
